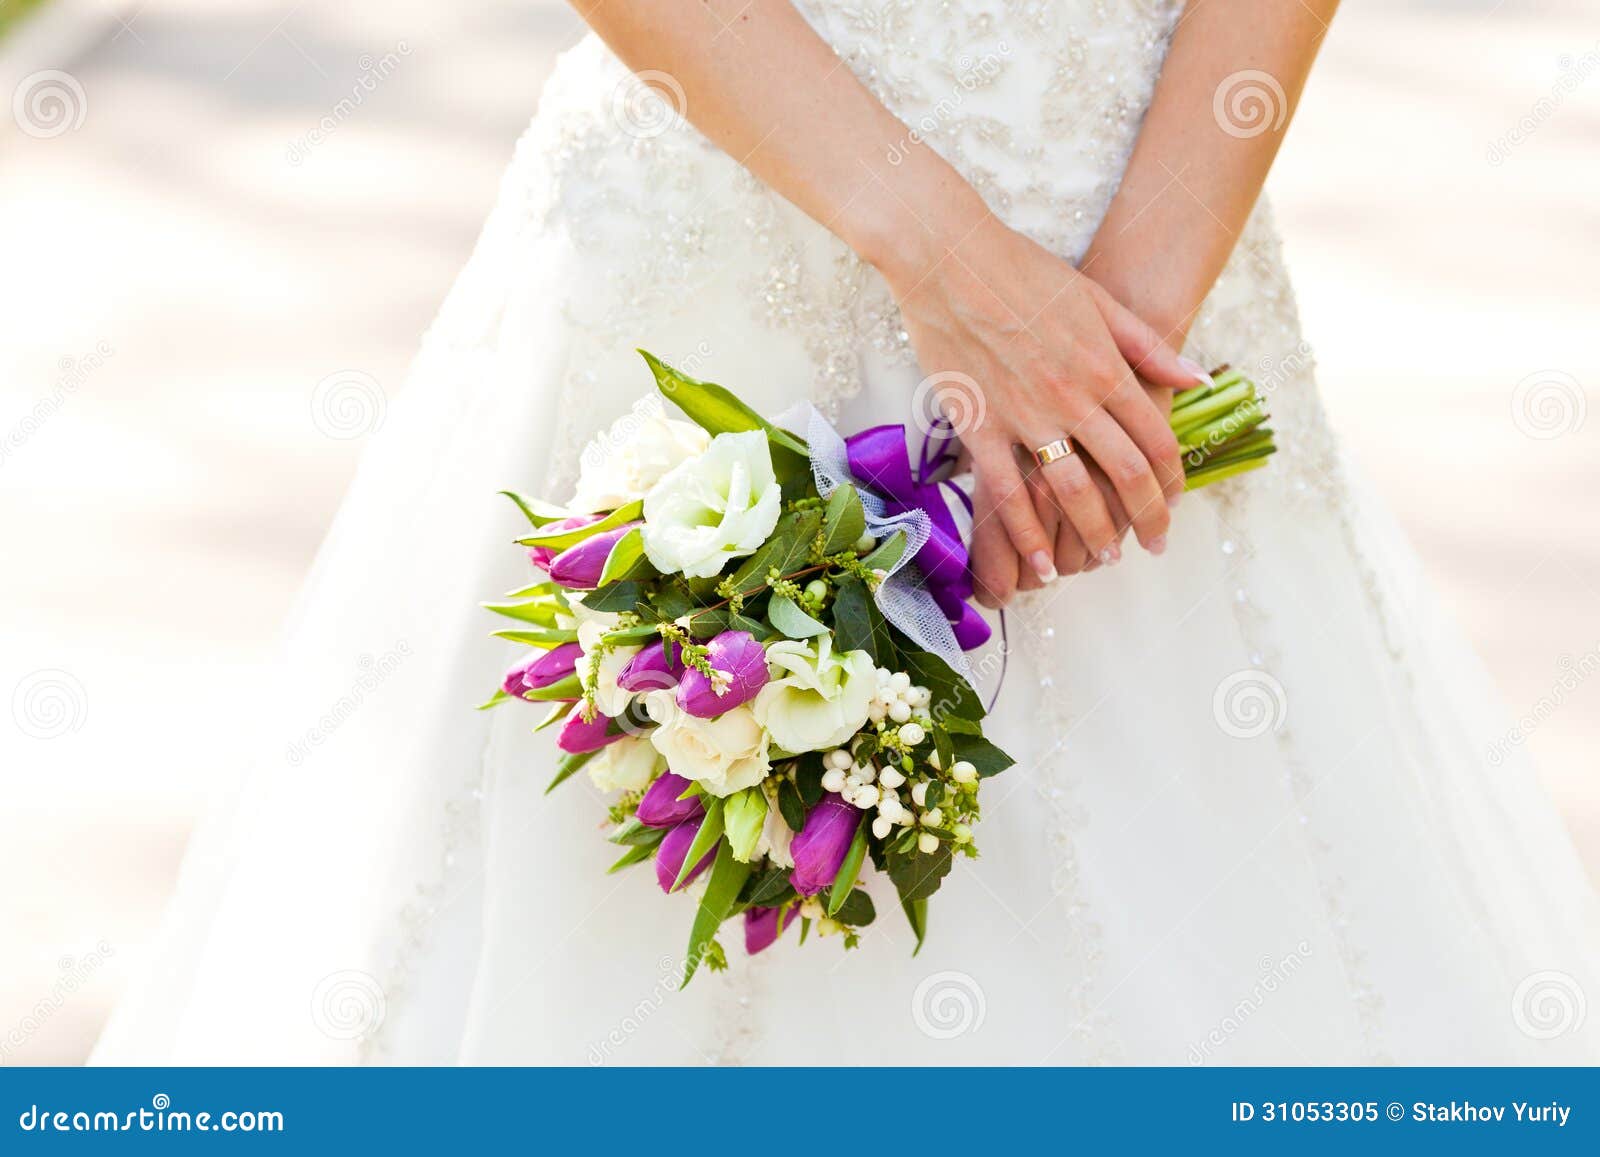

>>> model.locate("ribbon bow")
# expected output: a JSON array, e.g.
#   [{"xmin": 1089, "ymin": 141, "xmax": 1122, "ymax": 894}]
[{"xmin": 844, "ymin": 424, "xmax": 992, "ymax": 651}]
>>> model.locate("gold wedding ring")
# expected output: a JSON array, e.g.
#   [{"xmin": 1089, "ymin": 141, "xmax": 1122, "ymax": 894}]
[{"xmin": 1033, "ymin": 438, "xmax": 1074, "ymax": 467}]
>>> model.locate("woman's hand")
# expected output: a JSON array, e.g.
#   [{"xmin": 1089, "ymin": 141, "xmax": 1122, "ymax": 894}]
[{"xmin": 880, "ymin": 214, "xmax": 1208, "ymax": 608}]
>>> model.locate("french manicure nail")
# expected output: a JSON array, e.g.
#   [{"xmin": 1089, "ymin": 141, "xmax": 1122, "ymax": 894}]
[
  {"xmin": 1166, "ymin": 493, "xmax": 1181, "ymax": 510},
  {"xmin": 1178, "ymin": 357, "xmax": 1214, "ymax": 387},
  {"xmin": 1148, "ymin": 535, "xmax": 1167, "ymax": 557},
  {"xmin": 1029, "ymin": 551, "xmax": 1057, "ymax": 584},
  {"xmin": 1099, "ymin": 545, "xmax": 1120, "ymax": 566}
]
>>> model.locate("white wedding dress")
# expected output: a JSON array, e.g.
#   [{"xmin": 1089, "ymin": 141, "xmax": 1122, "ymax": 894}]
[{"xmin": 95, "ymin": 0, "xmax": 1600, "ymax": 1065}]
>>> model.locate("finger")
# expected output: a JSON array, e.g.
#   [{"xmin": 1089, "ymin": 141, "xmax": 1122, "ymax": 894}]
[
  {"xmin": 1103, "ymin": 370, "xmax": 1186, "ymax": 505},
  {"xmin": 1072, "ymin": 408, "xmax": 1171, "ymax": 554},
  {"xmin": 1090, "ymin": 281, "xmax": 1212, "ymax": 393},
  {"xmin": 1027, "ymin": 433, "xmax": 1119, "ymax": 566},
  {"xmin": 1052, "ymin": 515, "xmax": 1090, "ymax": 576},
  {"xmin": 969, "ymin": 456, "xmax": 1022, "ymax": 607},
  {"xmin": 1088, "ymin": 460, "xmax": 1132, "ymax": 542},
  {"xmin": 1023, "ymin": 467, "xmax": 1065, "ymax": 584},
  {"xmin": 987, "ymin": 447, "xmax": 1057, "ymax": 591}
]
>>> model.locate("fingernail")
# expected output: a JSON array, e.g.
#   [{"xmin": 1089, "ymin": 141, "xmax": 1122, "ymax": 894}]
[
  {"xmin": 1178, "ymin": 357, "xmax": 1214, "ymax": 387},
  {"xmin": 1098, "ymin": 544, "xmax": 1120, "ymax": 566},
  {"xmin": 1029, "ymin": 551, "xmax": 1057, "ymax": 584},
  {"xmin": 1166, "ymin": 493, "xmax": 1181, "ymax": 510},
  {"xmin": 1148, "ymin": 535, "xmax": 1167, "ymax": 557}
]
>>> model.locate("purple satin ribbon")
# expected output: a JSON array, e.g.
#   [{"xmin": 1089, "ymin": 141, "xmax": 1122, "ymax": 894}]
[{"xmin": 844, "ymin": 423, "xmax": 993, "ymax": 651}]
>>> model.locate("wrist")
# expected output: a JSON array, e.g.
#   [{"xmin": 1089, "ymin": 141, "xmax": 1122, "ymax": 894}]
[{"xmin": 840, "ymin": 157, "xmax": 997, "ymax": 293}]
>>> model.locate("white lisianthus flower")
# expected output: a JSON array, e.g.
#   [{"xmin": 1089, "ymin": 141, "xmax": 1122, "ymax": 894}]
[
  {"xmin": 576, "ymin": 616, "xmax": 639, "ymax": 717},
  {"xmin": 585, "ymin": 735, "xmax": 663, "ymax": 793},
  {"xmin": 570, "ymin": 402, "xmax": 710, "ymax": 514},
  {"xmin": 641, "ymin": 430, "xmax": 783, "ymax": 579},
  {"xmin": 753, "ymin": 636, "xmax": 877, "ymax": 753},
  {"xmin": 644, "ymin": 692, "xmax": 771, "ymax": 797},
  {"xmin": 754, "ymin": 784, "xmax": 796, "ymax": 868}
]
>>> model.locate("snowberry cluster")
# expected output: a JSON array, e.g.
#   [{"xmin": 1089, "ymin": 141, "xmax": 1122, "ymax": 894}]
[{"xmin": 866, "ymin": 667, "xmax": 930, "ymax": 729}]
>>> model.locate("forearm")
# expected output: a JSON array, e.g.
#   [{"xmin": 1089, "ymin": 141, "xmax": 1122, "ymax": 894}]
[
  {"xmin": 1083, "ymin": 0, "xmax": 1339, "ymax": 340},
  {"xmin": 571, "ymin": 0, "xmax": 989, "ymax": 277}
]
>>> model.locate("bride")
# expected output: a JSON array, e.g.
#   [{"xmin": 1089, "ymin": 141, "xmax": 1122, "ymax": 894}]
[{"xmin": 95, "ymin": 0, "xmax": 1600, "ymax": 1064}]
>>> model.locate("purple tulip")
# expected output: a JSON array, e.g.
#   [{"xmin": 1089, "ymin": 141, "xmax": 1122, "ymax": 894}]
[
  {"xmin": 677, "ymin": 631, "xmax": 769, "ymax": 718},
  {"xmin": 527, "ymin": 514, "xmax": 605, "ymax": 570},
  {"xmin": 617, "ymin": 642, "xmax": 684, "ymax": 695},
  {"xmin": 744, "ymin": 905, "xmax": 797, "ymax": 955},
  {"xmin": 636, "ymin": 772, "xmax": 705, "ymax": 828},
  {"xmin": 546, "ymin": 522, "xmax": 640, "ymax": 590},
  {"xmin": 502, "ymin": 642, "xmax": 583, "ymax": 699},
  {"xmin": 790, "ymin": 795, "xmax": 861, "ymax": 897},
  {"xmin": 556, "ymin": 708, "xmax": 622, "ymax": 755},
  {"xmin": 656, "ymin": 819, "xmax": 716, "ymax": 893}
]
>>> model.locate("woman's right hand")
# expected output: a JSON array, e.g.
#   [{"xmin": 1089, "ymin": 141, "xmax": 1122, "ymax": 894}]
[{"xmin": 879, "ymin": 212, "xmax": 1208, "ymax": 608}]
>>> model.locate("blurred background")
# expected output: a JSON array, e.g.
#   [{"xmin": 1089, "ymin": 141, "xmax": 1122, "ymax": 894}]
[{"xmin": 1, "ymin": 0, "xmax": 1595, "ymax": 1063}]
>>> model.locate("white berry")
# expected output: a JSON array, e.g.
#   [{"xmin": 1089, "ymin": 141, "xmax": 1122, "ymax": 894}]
[
  {"xmin": 922, "ymin": 807, "xmax": 944, "ymax": 828},
  {"xmin": 821, "ymin": 768, "xmax": 847, "ymax": 793},
  {"xmin": 800, "ymin": 898, "xmax": 823, "ymax": 919},
  {"xmin": 898, "ymin": 722, "xmax": 926, "ymax": 747},
  {"xmin": 907, "ymin": 685, "xmax": 931, "ymax": 708},
  {"xmin": 853, "ymin": 762, "xmax": 876, "ymax": 784},
  {"xmin": 872, "ymin": 815, "xmax": 893, "ymax": 839},
  {"xmin": 878, "ymin": 766, "xmax": 905, "ymax": 789},
  {"xmin": 826, "ymin": 748, "xmax": 853, "ymax": 771},
  {"xmin": 889, "ymin": 671, "xmax": 911, "ymax": 693},
  {"xmin": 853, "ymin": 785, "xmax": 881, "ymax": 810},
  {"xmin": 918, "ymin": 832, "xmax": 940, "ymax": 854},
  {"xmin": 888, "ymin": 701, "xmax": 912, "ymax": 724},
  {"xmin": 911, "ymin": 781, "xmax": 929, "ymax": 807},
  {"xmin": 951, "ymin": 760, "xmax": 978, "ymax": 784}
]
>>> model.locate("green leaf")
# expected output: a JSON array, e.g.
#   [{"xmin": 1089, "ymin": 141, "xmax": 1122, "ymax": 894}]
[
  {"xmin": 516, "ymin": 673, "xmax": 582, "ymax": 702},
  {"xmin": 794, "ymin": 752, "xmax": 825, "ymax": 806},
  {"xmin": 768, "ymin": 594, "xmax": 829, "ymax": 639},
  {"xmin": 821, "ymin": 485, "xmax": 867, "ymax": 554},
  {"xmin": 777, "ymin": 779, "xmax": 806, "ymax": 833},
  {"xmin": 608, "ymin": 817, "xmax": 664, "ymax": 847},
  {"xmin": 531, "ymin": 702, "xmax": 571, "ymax": 733},
  {"xmin": 902, "ymin": 648, "xmax": 984, "ymax": 723},
  {"xmin": 683, "ymin": 841, "xmax": 754, "ymax": 987},
  {"xmin": 831, "ymin": 576, "xmax": 894, "ymax": 665},
  {"xmin": 503, "ymin": 579, "xmax": 562, "ymax": 600},
  {"xmin": 887, "ymin": 843, "xmax": 953, "ymax": 902},
  {"xmin": 476, "ymin": 689, "xmax": 510, "ymax": 710},
  {"xmin": 491, "ymin": 627, "xmax": 580, "ymax": 650},
  {"xmin": 601, "ymin": 623, "xmax": 664, "ymax": 645},
  {"xmin": 832, "ymin": 887, "xmax": 877, "ymax": 927},
  {"xmin": 932, "ymin": 724, "xmax": 955, "ymax": 778},
  {"xmin": 581, "ymin": 580, "xmax": 644, "ymax": 614},
  {"xmin": 951, "ymin": 734, "xmax": 1016, "ymax": 778},
  {"xmin": 745, "ymin": 869, "xmax": 797, "ymax": 907},
  {"xmin": 671, "ymin": 797, "xmax": 726, "ymax": 892},
  {"xmin": 723, "ymin": 787, "xmax": 768, "ymax": 864},
  {"xmin": 481, "ymin": 600, "xmax": 562, "ymax": 626},
  {"xmin": 515, "ymin": 501, "xmax": 643, "ymax": 550},
  {"xmin": 545, "ymin": 749, "xmax": 597, "ymax": 794},
  {"xmin": 597, "ymin": 527, "xmax": 654, "ymax": 586},
  {"xmin": 902, "ymin": 896, "xmax": 928, "ymax": 955},
  {"xmin": 860, "ymin": 530, "xmax": 908, "ymax": 573},
  {"xmin": 499, "ymin": 491, "xmax": 570, "ymax": 527},
  {"xmin": 725, "ymin": 509, "xmax": 822, "ymax": 594},
  {"xmin": 639, "ymin": 350, "xmax": 810, "ymax": 459},
  {"xmin": 607, "ymin": 842, "xmax": 659, "ymax": 875},
  {"xmin": 826, "ymin": 816, "xmax": 870, "ymax": 917}
]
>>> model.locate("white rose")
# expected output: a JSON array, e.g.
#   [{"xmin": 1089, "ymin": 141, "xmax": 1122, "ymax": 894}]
[
  {"xmin": 641, "ymin": 430, "xmax": 783, "ymax": 579},
  {"xmin": 576, "ymin": 616, "xmax": 639, "ymax": 717},
  {"xmin": 585, "ymin": 735, "xmax": 663, "ymax": 793},
  {"xmin": 570, "ymin": 401, "xmax": 710, "ymax": 514},
  {"xmin": 753, "ymin": 636, "xmax": 877, "ymax": 753},
  {"xmin": 645, "ymin": 692, "xmax": 771, "ymax": 797}
]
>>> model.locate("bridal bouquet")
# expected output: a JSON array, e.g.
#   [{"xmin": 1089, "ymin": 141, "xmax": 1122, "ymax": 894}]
[{"xmin": 485, "ymin": 352, "xmax": 1272, "ymax": 984}]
